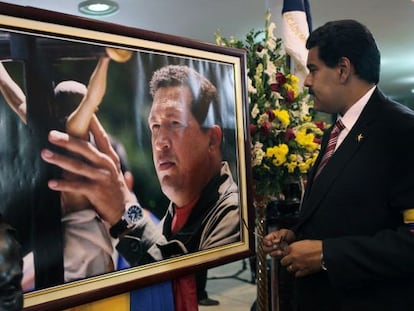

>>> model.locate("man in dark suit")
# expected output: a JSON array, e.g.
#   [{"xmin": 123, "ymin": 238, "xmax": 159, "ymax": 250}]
[{"xmin": 263, "ymin": 19, "xmax": 414, "ymax": 311}]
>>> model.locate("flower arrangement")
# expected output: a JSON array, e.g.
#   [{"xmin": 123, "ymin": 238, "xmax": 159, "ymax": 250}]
[{"xmin": 215, "ymin": 11, "xmax": 329, "ymax": 199}]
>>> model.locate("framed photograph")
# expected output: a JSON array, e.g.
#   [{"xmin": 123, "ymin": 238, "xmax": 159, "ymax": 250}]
[{"xmin": 0, "ymin": 2, "xmax": 253, "ymax": 310}]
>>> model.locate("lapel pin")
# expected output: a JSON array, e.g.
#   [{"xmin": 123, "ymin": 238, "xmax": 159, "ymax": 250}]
[{"xmin": 357, "ymin": 133, "xmax": 364, "ymax": 142}]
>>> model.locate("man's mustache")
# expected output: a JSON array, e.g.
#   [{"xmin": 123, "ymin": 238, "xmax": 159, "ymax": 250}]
[{"xmin": 308, "ymin": 88, "xmax": 315, "ymax": 96}]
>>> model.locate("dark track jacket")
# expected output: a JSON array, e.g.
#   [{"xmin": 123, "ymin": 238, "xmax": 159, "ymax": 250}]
[{"xmin": 116, "ymin": 161, "xmax": 240, "ymax": 266}]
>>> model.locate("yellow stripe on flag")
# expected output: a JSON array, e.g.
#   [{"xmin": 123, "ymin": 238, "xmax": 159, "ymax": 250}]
[
  {"xmin": 67, "ymin": 293, "xmax": 130, "ymax": 311},
  {"xmin": 403, "ymin": 208, "xmax": 414, "ymax": 223}
]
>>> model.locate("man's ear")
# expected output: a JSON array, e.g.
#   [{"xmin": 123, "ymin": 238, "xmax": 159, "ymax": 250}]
[
  {"xmin": 337, "ymin": 57, "xmax": 351, "ymax": 82},
  {"xmin": 208, "ymin": 125, "xmax": 222, "ymax": 149}
]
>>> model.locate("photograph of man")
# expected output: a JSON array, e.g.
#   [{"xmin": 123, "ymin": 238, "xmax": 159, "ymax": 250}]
[{"xmin": 40, "ymin": 64, "xmax": 241, "ymax": 310}]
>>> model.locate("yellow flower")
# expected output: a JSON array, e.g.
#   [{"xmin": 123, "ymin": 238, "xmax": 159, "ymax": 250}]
[
  {"xmin": 311, "ymin": 152, "xmax": 319, "ymax": 163},
  {"xmin": 285, "ymin": 161, "xmax": 297, "ymax": 173},
  {"xmin": 266, "ymin": 144, "xmax": 289, "ymax": 166},
  {"xmin": 298, "ymin": 157, "xmax": 317, "ymax": 174},
  {"xmin": 283, "ymin": 83, "xmax": 298, "ymax": 99},
  {"xmin": 289, "ymin": 154, "xmax": 298, "ymax": 162},
  {"xmin": 284, "ymin": 83, "xmax": 293, "ymax": 91},
  {"xmin": 298, "ymin": 161, "xmax": 310, "ymax": 173},
  {"xmin": 307, "ymin": 157, "xmax": 316, "ymax": 167},
  {"xmin": 274, "ymin": 109, "xmax": 290, "ymax": 127},
  {"xmin": 295, "ymin": 128, "xmax": 318, "ymax": 152},
  {"xmin": 303, "ymin": 115, "xmax": 312, "ymax": 122},
  {"xmin": 287, "ymin": 74, "xmax": 299, "ymax": 85}
]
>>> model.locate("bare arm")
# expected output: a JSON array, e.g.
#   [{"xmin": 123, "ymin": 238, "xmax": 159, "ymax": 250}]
[
  {"xmin": 0, "ymin": 61, "xmax": 27, "ymax": 124},
  {"xmin": 65, "ymin": 57, "xmax": 110, "ymax": 138}
]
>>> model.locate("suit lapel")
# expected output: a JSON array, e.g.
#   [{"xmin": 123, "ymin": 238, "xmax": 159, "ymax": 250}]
[{"xmin": 297, "ymin": 89, "xmax": 384, "ymax": 227}]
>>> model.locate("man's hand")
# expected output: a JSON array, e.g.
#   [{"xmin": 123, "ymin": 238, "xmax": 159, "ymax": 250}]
[
  {"xmin": 263, "ymin": 229, "xmax": 295, "ymax": 257},
  {"xmin": 41, "ymin": 116, "xmax": 135, "ymax": 225},
  {"xmin": 280, "ymin": 240, "xmax": 323, "ymax": 278}
]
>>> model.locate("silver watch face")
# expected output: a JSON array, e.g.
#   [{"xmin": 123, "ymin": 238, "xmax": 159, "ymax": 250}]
[{"xmin": 126, "ymin": 204, "xmax": 143, "ymax": 224}]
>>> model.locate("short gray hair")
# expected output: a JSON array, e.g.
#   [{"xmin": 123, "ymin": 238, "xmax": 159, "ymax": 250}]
[{"xmin": 149, "ymin": 65, "xmax": 218, "ymax": 127}]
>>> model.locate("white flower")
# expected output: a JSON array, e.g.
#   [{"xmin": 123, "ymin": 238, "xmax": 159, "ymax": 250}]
[
  {"xmin": 267, "ymin": 37, "xmax": 278, "ymax": 54},
  {"xmin": 265, "ymin": 61, "xmax": 277, "ymax": 83},
  {"xmin": 251, "ymin": 104, "xmax": 260, "ymax": 118},
  {"xmin": 257, "ymin": 47, "xmax": 267, "ymax": 58},
  {"xmin": 266, "ymin": 23, "xmax": 278, "ymax": 51},
  {"xmin": 273, "ymin": 91, "xmax": 283, "ymax": 100},
  {"xmin": 268, "ymin": 22, "xmax": 277, "ymax": 40},
  {"xmin": 252, "ymin": 142, "xmax": 265, "ymax": 167},
  {"xmin": 300, "ymin": 95, "xmax": 312, "ymax": 116},
  {"xmin": 257, "ymin": 112, "xmax": 269, "ymax": 126},
  {"xmin": 248, "ymin": 77, "xmax": 257, "ymax": 94},
  {"xmin": 229, "ymin": 36, "xmax": 238, "ymax": 45}
]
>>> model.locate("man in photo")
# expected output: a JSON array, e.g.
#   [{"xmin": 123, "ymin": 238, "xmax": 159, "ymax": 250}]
[{"xmin": 41, "ymin": 64, "xmax": 240, "ymax": 310}]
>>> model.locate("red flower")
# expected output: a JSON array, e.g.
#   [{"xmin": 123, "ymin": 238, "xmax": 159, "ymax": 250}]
[
  {"xmin": 314, "ymin": 137, "xmax": 321, "ymax": 144},
  {"xmin": 266, "ymin": 109, "xmax": 275, "ymax": 121},
  {"xmin": 314, "ymin": 120, "xmax": 325, "ymax": 130},
  {"xmin": 276, "ymin": 72, "xmax": 286, "ymax": 85},
  {"xmin": 285, "ymin": 90, "xmax": 295, "ymax": 103},
  {"xmin": 250, "ymin": 124, "xmax": 257, "ymax": 136},
  {"xmin": 270, "ymin": 83, "xmax": 279, "ymax": 92},
  {"xmin": 257, "ymin": 44, "xmax": 264, "ymax": 53},
  {"xmin": 285, "ymin": 128, "xmax": 296, "ymax": 141},
  {"xmin": 260, "ymin": 122, "xmax": 271, "ymax": 137}
]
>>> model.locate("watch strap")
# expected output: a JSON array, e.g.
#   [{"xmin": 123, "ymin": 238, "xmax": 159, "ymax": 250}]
[
  {"xmin": 109, "ymin": 218, "xmax": 129, "ymax": 239},
  {"xmin": 109, "ymin": 203, "xmax": 143, "ymax": 239}
]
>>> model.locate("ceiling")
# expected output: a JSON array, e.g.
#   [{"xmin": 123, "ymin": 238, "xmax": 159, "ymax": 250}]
[{"xmin": 1, "ymin": 0, "xmax": 414, "ymax": 107}]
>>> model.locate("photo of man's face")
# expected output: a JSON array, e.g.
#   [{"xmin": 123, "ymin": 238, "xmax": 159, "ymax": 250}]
[{"xmin": 149, "ymin": 85, "xmax": 215, "ymax": 205}]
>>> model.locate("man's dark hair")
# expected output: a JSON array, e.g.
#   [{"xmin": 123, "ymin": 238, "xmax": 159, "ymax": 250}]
[
  {"xmin": 149, "ymin": 65, "xmax": 218, "ymax": 127},
  {"xmin": 306, "ymin": 19, "xmax": 380, "ymax": 84}
]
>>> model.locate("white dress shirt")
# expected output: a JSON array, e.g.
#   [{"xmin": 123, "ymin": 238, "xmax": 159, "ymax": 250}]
[{"xmin": 335, "ymin": 86, "xmax": 376, "ymax": 150}]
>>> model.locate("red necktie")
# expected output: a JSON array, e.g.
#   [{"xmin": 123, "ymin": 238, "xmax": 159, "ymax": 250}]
[{"xmin": 314, "ymin": 119, "xmax": 345, "ymax": 179}]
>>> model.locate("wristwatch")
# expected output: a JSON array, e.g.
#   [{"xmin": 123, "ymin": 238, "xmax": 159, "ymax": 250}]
[{"xmin": 110, "ymin": 203, "xmax": 143, "ymax": 239}]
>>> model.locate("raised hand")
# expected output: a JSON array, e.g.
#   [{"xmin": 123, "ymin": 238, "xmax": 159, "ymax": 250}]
[{"xmin": 41, "ymin": 116, "xmax": 135, "ymax": 224}]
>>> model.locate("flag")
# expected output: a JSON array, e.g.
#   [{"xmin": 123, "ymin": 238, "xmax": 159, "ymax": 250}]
[{"xmin": 282, "ymin": 0, "xmax": 312, "ymax": 84}]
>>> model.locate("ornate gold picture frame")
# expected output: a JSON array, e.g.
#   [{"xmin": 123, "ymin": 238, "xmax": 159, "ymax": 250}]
[{"xmin": 0, "ymin": 2, "xmax": 253, "ymax": 310}]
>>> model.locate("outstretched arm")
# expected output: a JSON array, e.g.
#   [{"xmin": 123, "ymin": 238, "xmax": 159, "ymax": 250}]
[
  {"xmin": 65, "ymin": 57, "xmax": 110, "ymax": 138},
  {"xmin": 0, "ymin": 61, "xmax": 27, "ymax": 124}
]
